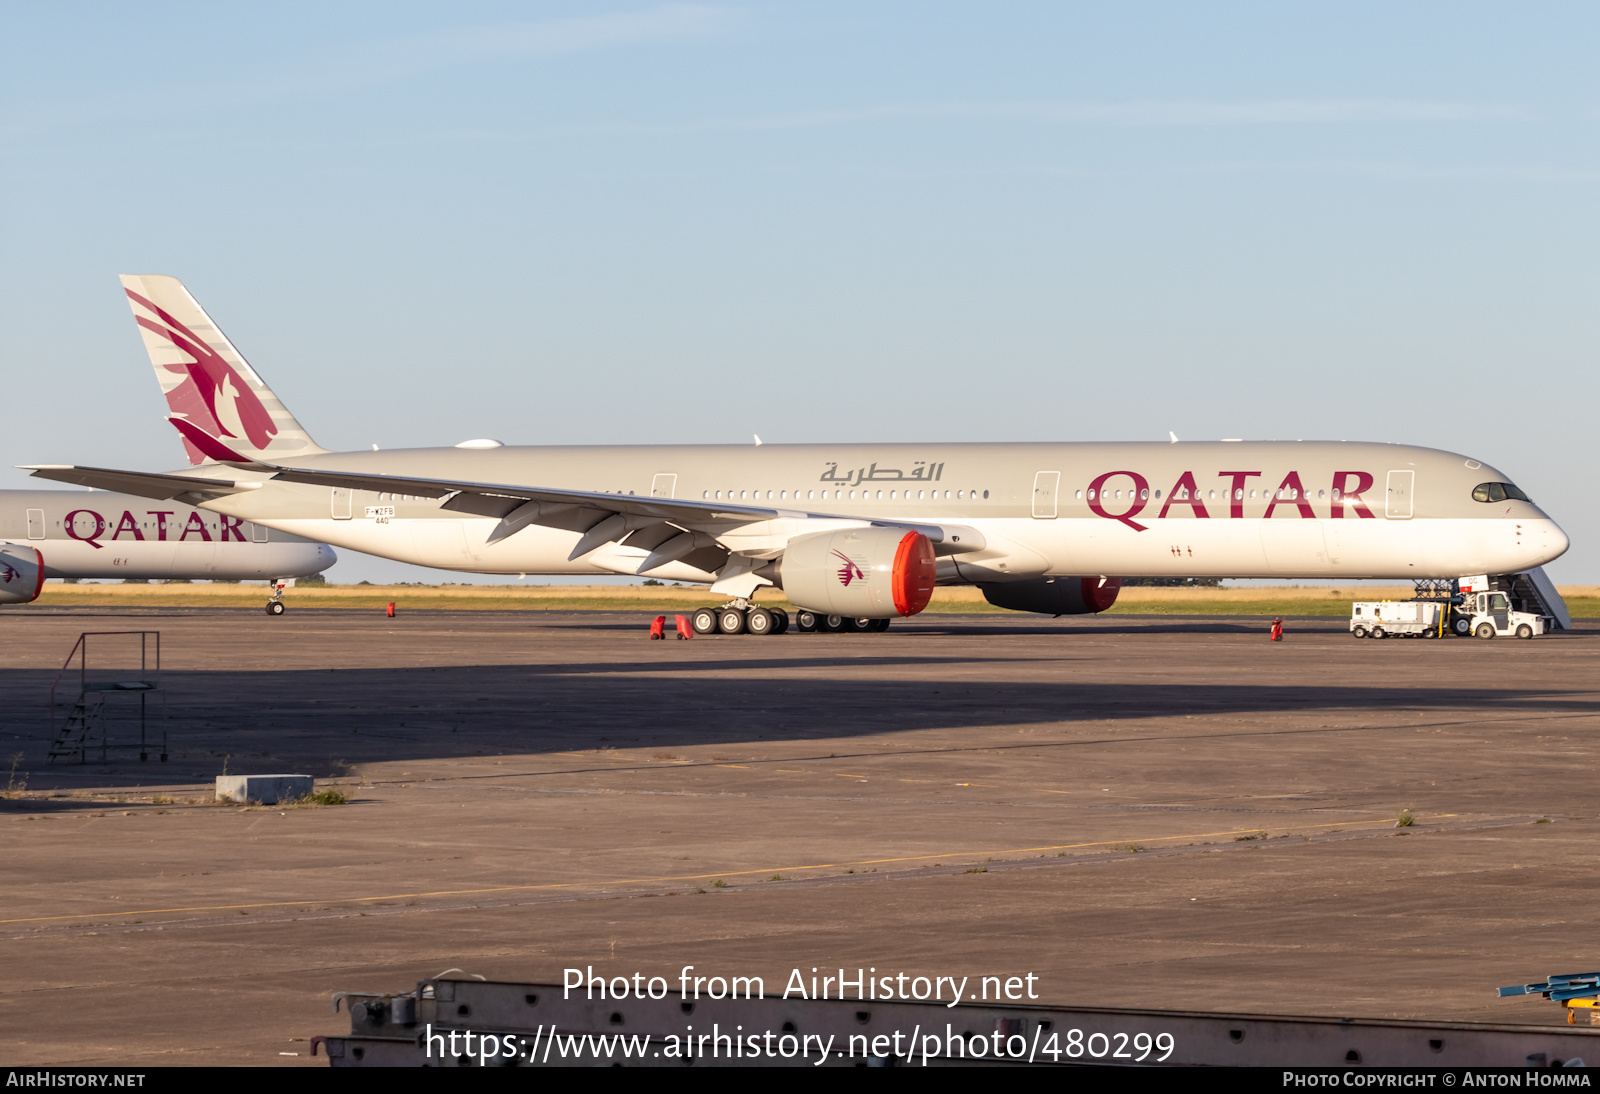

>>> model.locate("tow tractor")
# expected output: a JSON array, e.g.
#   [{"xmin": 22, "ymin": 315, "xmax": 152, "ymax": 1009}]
[
  {"xmin": 1460, "ymin": 589, "xmax": 1546, "ymax": 639},
  {"xmin": 1456, "ymin": 573, "xmax": 1563, "ymax": 640}
]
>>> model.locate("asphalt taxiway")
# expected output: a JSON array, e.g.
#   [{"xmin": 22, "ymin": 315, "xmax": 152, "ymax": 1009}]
[{"xmin": 2, "ymin": 608, "xmax": 1596, "ymax": 1064}]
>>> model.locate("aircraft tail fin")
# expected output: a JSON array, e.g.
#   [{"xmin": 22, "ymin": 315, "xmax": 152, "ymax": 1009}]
[{"xmin": 120, "ymin": 275, "xmax": 327, "ymax": 466}]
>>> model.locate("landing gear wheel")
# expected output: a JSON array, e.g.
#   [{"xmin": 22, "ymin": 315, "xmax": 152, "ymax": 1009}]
[
  {"xmin": 746, "ymin": 607, "xmax": 775, "ymax": 636},
  {"xmin": 795, "ymin": 610, "xmax": 818, "ymax": 633},
  {"xmin": 1451, "ymin": 616, "xmax": 1472, "ymax": 637},
  {"xmin": 1475, "ymin": 622, "xmax": 1496, "ymax": 639},
  {"xmin": 868, "ymin": 618, "xmax": 891, "ymax": 633},
  {"xmin": 1516, "ymin": 624, "xmax": 1534, "ymax": 639},
  {"xmin": 718, "ymin": 608, "xmax": 748, "ymax": 635},
  {"xmin": 266, "ymin": 601, "xmax": 286, "ymax": 616},
  {"xmin": 691, "ymin": 607, "xmax": 719, "ymax": 635},
  {"xmin": 769, "ymin": 609, "xmax": 790, "ymax": 634},
  {"xmin": 822, "ymin": 615, "xmax": 846, "ymax": 633},
  {"xmin": 842, "ymin": 617, "xmax": 871, "ymax": 633},
  {"xmin": 1370, "ymin": 626, "xmax": 1386, "ymax": 640},
  {"xmin": 1351, "ymin": 625, "xmax": 1368, "ymax": 639}
]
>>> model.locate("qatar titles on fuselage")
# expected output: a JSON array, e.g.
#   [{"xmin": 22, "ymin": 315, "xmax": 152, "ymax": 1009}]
[
  {"xmin": 19, "ymin": 275, "xmax": 1570, "ymax": 619},
  {"xmin": 0, "ymin": 489, "xmax": 334, "ymax": 581}
]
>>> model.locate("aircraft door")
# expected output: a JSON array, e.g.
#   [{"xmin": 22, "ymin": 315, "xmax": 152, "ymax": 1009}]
[
  {"xmin": 1032, "ymin": 471, "xmax": 1060, "ymax": 519},
  {"xmin": 651, "ymin": 474, "xmax": 677, "ymax": 499},
  {"xmin": 250, "ymin": 522, "xmax": 269, "ymax": 543},
  {"xmin": 26, "ymin": 509, "xmax": 44, "ymax": 539},
  {"xmin": 1385, "ymin": 470, "xmax": 1414, "ymax": 519},
  {"xmin": 331, "ymin": 487, "xmax": 353, "ymax": 520}
]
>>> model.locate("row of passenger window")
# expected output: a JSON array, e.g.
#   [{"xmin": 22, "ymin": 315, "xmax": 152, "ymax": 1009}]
[
  {"xmin": 702, "ymin": 488, "xmax": 992, "ymax": 502},
  {"xmin": 1080, "ymin": 486, "xmax": 1346, "ymax": 502}
]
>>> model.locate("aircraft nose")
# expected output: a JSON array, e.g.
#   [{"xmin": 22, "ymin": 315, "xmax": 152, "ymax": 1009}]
[{"xmin": 1536, "ymin": 518, "xmax": 1570, "ymax": 566}]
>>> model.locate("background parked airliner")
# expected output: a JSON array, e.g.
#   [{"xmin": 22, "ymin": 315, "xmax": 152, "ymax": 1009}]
[
  {"xmin": 21, "ymin": 276, "xmax": 1571, "ymax": 631},
  {"xmin": 0, "ymin": 487, "xmax": 335, "ymax": 609}
]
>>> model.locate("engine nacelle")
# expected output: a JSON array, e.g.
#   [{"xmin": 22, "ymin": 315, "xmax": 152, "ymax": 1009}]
[
  {"xmin": 981, "ymin": 576, "xmax": 1121, "ymax": 616},
  {"xmin": 779, "ymin": 528, "xmax": 936, "ymax": 618},
  {"xmin": 0, "ymin": 543, "xmax": 46, "ymax": 605}
]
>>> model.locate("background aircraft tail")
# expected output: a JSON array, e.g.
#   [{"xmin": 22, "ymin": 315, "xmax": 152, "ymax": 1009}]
[{"xmin": 120, "ymin": 274, "xmax": 327, "ymax": 466}]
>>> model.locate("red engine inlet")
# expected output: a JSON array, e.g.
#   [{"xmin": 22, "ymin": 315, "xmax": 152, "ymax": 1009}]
[
  {"xmin": 779, "ymin": 527, "xmax": 937, "ymax": 619},
  {"xmin": 0, "ymin": 543, "xmax": 46, "ymax": 605},
  {"xmin": 891, "ymin": 530, "xmax": 936, "ymax": 616}
]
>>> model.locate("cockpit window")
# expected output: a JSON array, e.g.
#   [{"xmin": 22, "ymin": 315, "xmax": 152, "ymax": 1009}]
[{"xmin": 1472, "ymin": 482, "xmax": 1530, "ymax": 503}]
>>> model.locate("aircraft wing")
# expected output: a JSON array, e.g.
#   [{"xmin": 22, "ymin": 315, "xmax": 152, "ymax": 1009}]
[
  {"xmin": 248, "ymin": 462, "xmax": 984, "ymax": 558},
  {"xmin": 19, "ymin": 464, "xmax": 257, "ymax": 503}
]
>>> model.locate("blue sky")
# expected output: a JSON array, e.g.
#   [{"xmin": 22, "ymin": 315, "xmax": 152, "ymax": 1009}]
[{"xmin": 2, "ymin": 3, "xmax": 1596, "ymax": 583}]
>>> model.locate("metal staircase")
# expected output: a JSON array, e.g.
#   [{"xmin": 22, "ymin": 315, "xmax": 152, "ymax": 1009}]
[
  {"xmin": 1489, "ymin": 568, "xmax": 1570, "ymax": 631},
  {"xmin": 47, "ymin": 632, "xmax": 163, "ymax": 764}
]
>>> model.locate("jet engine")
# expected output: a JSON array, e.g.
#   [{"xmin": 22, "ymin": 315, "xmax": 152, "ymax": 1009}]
[
  {"xmin": 778, "ymin": 528, "xmax": 936, "ymax": 618},
  {"xmin": 980, "ymin": 576, "xmax": 1121, "ymax": 616},
  {"xmin": 0, "ymin": 543, "xmax": 46, "ymax": 604}
]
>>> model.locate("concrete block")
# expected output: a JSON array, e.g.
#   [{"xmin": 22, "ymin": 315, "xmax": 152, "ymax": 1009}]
[{"xmin": 215, "ymin": 774, "xmax": 313, "ymax": 804}]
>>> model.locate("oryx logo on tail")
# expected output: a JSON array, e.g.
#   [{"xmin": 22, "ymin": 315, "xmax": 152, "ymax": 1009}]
[
  {"xmin": 125, "ymin": 287, "xmax": 276, "ymax": 463},
  {"xmin": 119, "ymin": 275, "xmax": 327, "ymax": 466}
]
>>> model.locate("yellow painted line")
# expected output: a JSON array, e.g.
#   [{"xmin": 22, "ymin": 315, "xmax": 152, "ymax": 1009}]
[
  {"xmin": 835, "ymin": 773, "xmax": 869, "ymax": 779},
  {"xmin": 715, "ymin": 764, "xmax": 750, "ymax": 770},
  {"xmin": 0, "ymin": 817, "xmax": 1426, "ymax": 927}
]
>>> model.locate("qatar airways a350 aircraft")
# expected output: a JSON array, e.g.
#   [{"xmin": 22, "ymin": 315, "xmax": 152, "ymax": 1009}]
[{"xmin": 20, "ymin": 275, "xmax": 1570, "ymax": 633}]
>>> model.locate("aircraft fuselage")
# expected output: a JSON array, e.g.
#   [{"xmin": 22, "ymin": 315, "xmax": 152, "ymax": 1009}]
[
  {"xmin": 180, "ymin": 440, "xmax": 1566, "ymax": 584},
  {"xmin": 1, "ymin": 489, "xmax": 335, "ymax": 581}
]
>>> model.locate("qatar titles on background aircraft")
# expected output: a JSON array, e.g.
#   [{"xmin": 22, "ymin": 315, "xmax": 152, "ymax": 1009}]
[
  {"xmin": 0, "ymin": 489, "xmax": 335, "ymax": 607},
  {"xmin": 18, "ymin": 275, "xmax": 1571, "ymax": 629}
]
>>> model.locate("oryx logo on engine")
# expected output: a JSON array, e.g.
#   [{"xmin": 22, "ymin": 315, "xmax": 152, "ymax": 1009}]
[{"xmin": 831, "ymin": 549, "xmax": 865, "ymax": 587}]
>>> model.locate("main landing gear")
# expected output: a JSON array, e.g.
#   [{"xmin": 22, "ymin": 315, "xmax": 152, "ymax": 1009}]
[
  {"xmin": 794, "ymin": 613, "xmax": 891, "ymax": 634},
  {"xmin": 690, "ymin": 600, "xmax": 790, "ymax": 636},
  {"xmin": 688, "ymin": 600, "xmax": 894, "ymax": 636}
]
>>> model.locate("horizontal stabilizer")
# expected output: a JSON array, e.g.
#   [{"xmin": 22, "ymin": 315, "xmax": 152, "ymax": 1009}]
[{"xmin": 20, "ymin": 464, "xmax": 252, "ymax": 501}]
